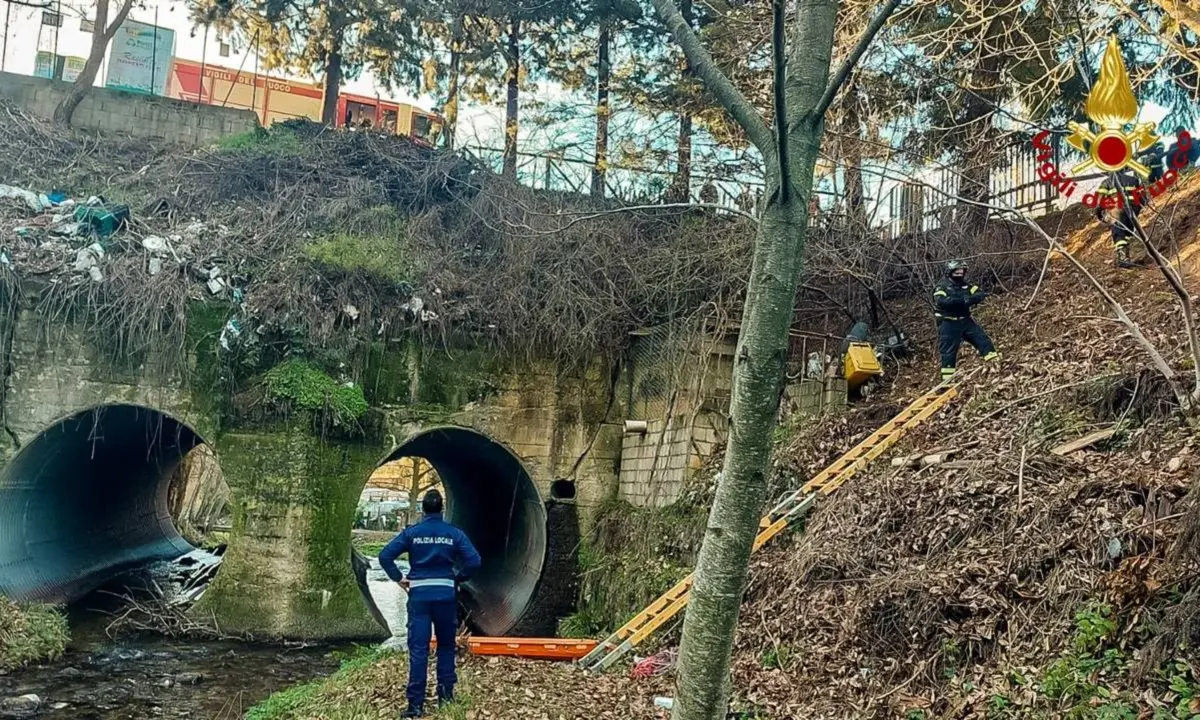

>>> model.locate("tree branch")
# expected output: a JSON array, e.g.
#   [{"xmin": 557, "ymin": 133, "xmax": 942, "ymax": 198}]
[
  {"xmin": 103, "ymin": 0, "xmax": 136, "ymax": 41},
  {"xmin": 772, "ymin": 0, "xmax": 790, "ymax": 202},
  {"xmin": 650, "ymin": 0, "xmax": 775, "ymax": 154},
  {"xmin": 1149, "ymin": 0, "xmax": 1200, "ymax": 37},
  {"xmin": 814, "ymin": 0, "xmax": 903, "ymax": 118}
]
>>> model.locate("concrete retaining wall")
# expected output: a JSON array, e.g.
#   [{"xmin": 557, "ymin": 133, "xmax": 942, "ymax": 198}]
[{"xmin": 0, "ymin": 71, "xmax": 258, "ymax": 145}]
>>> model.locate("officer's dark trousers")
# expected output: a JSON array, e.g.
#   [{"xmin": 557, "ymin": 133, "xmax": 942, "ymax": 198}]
[
  {"xmin": 938, "ymin": 318, "xmax": 996, "ymax": 377},
  {"xmin": 407, "ymin": 595, "xmax": 458, "ymax": 710}
]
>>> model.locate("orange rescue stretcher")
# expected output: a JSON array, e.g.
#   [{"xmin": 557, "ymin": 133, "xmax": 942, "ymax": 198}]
[{"xmin": 465, "ymin": 637, "xmax": 598, "ymax": 661}]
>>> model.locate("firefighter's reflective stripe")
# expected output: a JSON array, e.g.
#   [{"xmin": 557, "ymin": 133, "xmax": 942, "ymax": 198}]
[
  {"xmin": 935, "ymin": 313, "xmax": 963, "ymax": 321},
  {"xmin": 933, "ymin": 289, "xmax": 948, "ymax": 297},
  {"xmin": 940, "ymin": 367, "xmax": 957, "ymax": 378},
  {"xmin": 1114, "ymin": 238, "xmax": 1130, "ymax": 248},
  {"xmin": 969, "ymin": 285, "xmax": 980, "ymax": 294},
  {"xmin": 983, "ymin": 351, "xmax": 1001, "ymax": 362}
]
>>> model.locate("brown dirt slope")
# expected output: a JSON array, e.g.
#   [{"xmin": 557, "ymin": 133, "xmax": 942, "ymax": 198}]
[{"xmin": 730, "ymin": 172, "xmax": 1200, "ymax": 718}]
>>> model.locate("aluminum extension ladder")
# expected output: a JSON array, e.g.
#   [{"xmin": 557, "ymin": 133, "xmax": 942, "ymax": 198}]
[{"xmin": 577, "ymin": 382, "xmax": 958, "ymax": 673}]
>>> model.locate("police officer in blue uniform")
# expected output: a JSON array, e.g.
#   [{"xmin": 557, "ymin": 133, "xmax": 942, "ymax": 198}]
[{"xmin": 380, "ymin": 489, "xmax": 481, "ymax": 717}]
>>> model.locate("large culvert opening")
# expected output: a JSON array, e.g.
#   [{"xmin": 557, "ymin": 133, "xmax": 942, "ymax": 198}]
[
  {"xmin": 0, "ymin": 404, "xmax": 222, "ymax": 607},
  {"xmin": 361, "ymin": 427, "xmax": 547, "ymax": 637}
]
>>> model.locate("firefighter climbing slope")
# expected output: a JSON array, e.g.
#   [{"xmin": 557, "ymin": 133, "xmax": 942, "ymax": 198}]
[
  {"xmin": 934, "ymin": 260, "xmax": 1000, "ymax": 380},
  {"xmin": 1097, "ymin": 146, "xmax": 1164, "ymax": 269}
]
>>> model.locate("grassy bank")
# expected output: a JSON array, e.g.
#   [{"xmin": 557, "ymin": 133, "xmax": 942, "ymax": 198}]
[
  {"xmin": 247, "ymin": 647, "xmax": 469, "ymax": 720},
  {"xmin": 0, "ymin": 598, "xmax": 69, "ymax": 670},
  {"xmin": 248, "ymin": 647, "xmax": 666, "ymax": 719}
]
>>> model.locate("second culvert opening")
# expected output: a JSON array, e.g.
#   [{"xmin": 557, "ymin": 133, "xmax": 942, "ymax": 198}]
[{"xmin": 377, "ymin": 426, "xmax": 547, "ymax": 637}]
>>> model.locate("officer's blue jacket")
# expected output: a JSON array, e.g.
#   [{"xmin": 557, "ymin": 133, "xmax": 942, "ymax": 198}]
[{"xmin": 379, "ymin": 513, "xmax": 482, "ymax": 601}]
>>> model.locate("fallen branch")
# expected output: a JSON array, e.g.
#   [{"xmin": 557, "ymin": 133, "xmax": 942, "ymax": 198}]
[{"xmin": 1050, "ymin": 427, "xmax": 1117, "ymax": 456}]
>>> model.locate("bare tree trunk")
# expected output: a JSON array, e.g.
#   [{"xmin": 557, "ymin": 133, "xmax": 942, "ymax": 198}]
[
  {"xmin": 651, "ymin": 0, "xmax": 901, "ymax": 713},
  {"xmin": 443, "ymin": 15, "xmax": 464, "ymax": 150},
  {"xmin": 668, "ymin": 0, "xmax": 694, "ymax": 202},
  {"xmin": 591, "ymin": 21, "xmax": 612, "ymax": 197},
  {"xmin": 654, "ymin": 0, "xmax": 833, "ymax": 717},
  {"xmin": 670, "ymin": 114, "xmax": 693, "ymax": 201},
  {"xmin": 502, "ymin": 16, "xmax": 521, "ymax": 181},
  {"xmin": 956, "ymin": 26, "xmax": 1002, "ymax": 233},
  {"xmin": 673, "ymin": 192, "xmax": 809, "ymax": 719},
  {"xmin": 841, "ymin": 86, "xmax": 865, "ymax": 222},
  {"xmin": 321, "ymin": 22, "xmax": 345, "ymax": 127},
  {"xmin": 53, "ymin": 0, "xmax": 133, "ymax": 126}
]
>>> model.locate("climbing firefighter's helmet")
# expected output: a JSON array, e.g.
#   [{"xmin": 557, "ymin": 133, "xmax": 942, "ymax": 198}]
[{"xmin": 945, "ymin": 259, "xmax": 968, "ymax": 275}]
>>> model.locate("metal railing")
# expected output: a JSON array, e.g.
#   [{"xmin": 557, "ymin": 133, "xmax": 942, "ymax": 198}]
[{"xmin": 465, "ymin": 132, "xmax": 1095, "ymax": 234}]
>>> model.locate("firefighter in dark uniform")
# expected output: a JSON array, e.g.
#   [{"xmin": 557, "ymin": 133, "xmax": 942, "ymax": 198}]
[
  {"xmin": 1097, "ymin": 147, "xmax": 1163, "ymax": 269},
  {"xmin": 380, "ymin": 489, "xmax": 482, "ymax": 717},
  {"xmin": 933, "ymin": 260, "xmax": 999, "ymax": 381}
]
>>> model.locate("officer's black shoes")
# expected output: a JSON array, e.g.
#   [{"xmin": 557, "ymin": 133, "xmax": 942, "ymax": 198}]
[{"xmin": 401, "ymin": 706, "xmax": 424, "ymax": 718}]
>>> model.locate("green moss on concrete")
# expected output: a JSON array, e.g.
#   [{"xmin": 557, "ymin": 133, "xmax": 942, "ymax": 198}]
[
  {"xmin": 0, "ymin": 599, "xmax": 69, "ymax": 670},
  {"xmin": 196, "ymin": 422, "xmax": 384, "ymax": 640},
  {"xmin": 185, "ymin": 300, "xmax": 237, "ymax": 436},
  {"xmin": 292, "ymin": 434, "xmax": 382, "ymax": 638},
  {"xmin": 265, "ymin": 360, "xmax": 369, "ymax": 427}
]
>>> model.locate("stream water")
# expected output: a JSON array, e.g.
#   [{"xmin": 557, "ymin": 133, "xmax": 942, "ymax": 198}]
[
  {"xmin": 0, "ymin": 559, "xmax": 408, "ymax": 720},
  {"xmin": 0, "ymin": 620, "xmax": 348, "ymax": 719}
]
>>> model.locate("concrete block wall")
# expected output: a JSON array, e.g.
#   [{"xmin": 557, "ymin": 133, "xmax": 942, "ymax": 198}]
[
  {"xmin": 0, "ymin": 71, "xmax": 258, "ymax": 145},
  {"xmin": 618, "ymin": 416, "xmax": 691, "ymax": 506},
  {"xmin": 615, "ymin": 329, "xmax": 737, "ymax": 508},
  {"xmin": 784, "ymin": 377, "xmax": 849, "ymax": 416}
]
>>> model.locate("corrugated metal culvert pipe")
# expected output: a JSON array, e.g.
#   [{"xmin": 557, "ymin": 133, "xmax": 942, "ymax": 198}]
[
  {"xmin": 0, "ymin": 404, "xmax": 200, "ymax": 603},
  {"xmin": 381, "ymin": 427, "xmax": 547, "ymax": 636}
]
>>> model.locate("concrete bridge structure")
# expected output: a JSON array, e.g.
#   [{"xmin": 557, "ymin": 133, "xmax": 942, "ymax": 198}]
[{"xmin": 0, "ymin": 304, "xmax": 807, "ymax": 639}]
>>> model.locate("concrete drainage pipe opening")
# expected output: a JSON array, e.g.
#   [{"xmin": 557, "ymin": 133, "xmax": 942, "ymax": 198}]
[
  {"xmin": 0, "ymin": 404, "xmax": 204, "ymax": 603},
  {"xmin": 377, "ymin": 427, "xmax": 547, "ymax": 637}
]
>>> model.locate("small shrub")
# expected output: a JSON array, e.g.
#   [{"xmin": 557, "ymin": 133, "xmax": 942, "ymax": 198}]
[
  {"xmin": 264, "ymin": 359, "xmax": 368, "ymax": 426},
  {"xmin": 1072, "ymin": 603, "xmax": 1117, "ymax": 654},
  {"xmin": 1039, "ymin": 603, "xmax": 1132, "ymax": 717},
  {"xmin": 558, "ymin": 608, "xmax": 606, "ymax": 639},
  {"xmin": 0, "ymin": 599, "xmax": 69, "ymax": 670},
  {"xmin": 1163, "ymin": 660, "xmax": 1200, "ymax": 718},
  {"xmin": 217, "ymin": 127, "xmax": 307, "ymax": 156},
  {"xmin": 760, "ymin": 644, "xmax": 792, "ymax": 670}
]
